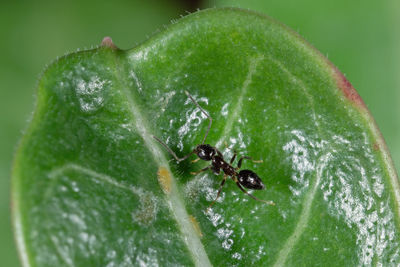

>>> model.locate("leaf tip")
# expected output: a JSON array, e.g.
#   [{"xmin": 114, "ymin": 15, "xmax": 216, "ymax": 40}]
[{"xmin": 100, "ymin": 36, "xmax": 118, "ymax": 50}]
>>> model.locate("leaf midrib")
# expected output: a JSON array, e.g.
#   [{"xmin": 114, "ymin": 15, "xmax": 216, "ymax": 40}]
[{"xmin": 113, "ymin": 51, "xmax": 212, "ymax": 267}]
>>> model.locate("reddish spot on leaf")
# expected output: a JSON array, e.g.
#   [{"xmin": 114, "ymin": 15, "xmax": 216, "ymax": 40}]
[
  {"xmin": 373, "ymin": 142, "xmax": 380, "ymax": 151},
  {"xmin": 334, "ymin": 68, "xmax": 366, "ymax": 109}
]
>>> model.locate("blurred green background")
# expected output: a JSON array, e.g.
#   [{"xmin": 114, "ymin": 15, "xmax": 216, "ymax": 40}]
[{"xmin": 1, "ymin": 0, "xmax": 398, "ymax": 266}]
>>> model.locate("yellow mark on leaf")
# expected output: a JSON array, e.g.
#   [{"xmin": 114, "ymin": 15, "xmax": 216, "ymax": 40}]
[
  {"xmin": 189, "ymin": 215, "xmax": 203, "ymax": 238},
  {"xmin": 157, "ymin": 167, "xmax": 172, "ymax": 194}
]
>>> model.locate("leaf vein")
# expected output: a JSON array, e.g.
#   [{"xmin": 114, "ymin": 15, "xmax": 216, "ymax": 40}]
[
  {"xmin": 272, "ymin": 153, "xmax": 331, "ymax": 267},
  {"xmin": 216, "ymin": 54, "xmax": 264, "ymax": 147},
  {"xmin": 48, "ymin": 163, "xmax": 140, "ymax": 194},
  {"xmin": 267, "ymin": 55, "xmax": 327, "ymax": 265}
]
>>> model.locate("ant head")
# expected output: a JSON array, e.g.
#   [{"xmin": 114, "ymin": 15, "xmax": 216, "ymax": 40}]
[
  {"xmin": 196, "ymin": 144, "xmax": 216, "ymax": 161},
  {"xmin": 238, "ymin": 170, "xmax": 265, "ymax": 190}
]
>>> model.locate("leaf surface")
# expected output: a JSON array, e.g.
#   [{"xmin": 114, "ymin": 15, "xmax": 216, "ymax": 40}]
[{"xmin": 12, "ymin": 8, "xmax": 400, "ymax": 266}]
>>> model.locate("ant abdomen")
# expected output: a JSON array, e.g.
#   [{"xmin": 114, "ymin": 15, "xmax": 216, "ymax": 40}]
[{"xmin": 238, "ymin": 170, "xmax": 265, "ymax": 190}]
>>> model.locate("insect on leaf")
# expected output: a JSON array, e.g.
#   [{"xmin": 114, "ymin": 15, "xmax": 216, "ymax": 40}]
[{"xmin": 12, "ymin": 8, "xmax": 400, "ymax": 266}]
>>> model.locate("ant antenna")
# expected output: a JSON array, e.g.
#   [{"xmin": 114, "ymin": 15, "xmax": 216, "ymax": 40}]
[
  {"xmin": 184, "ymin": 90, "xmax": 212, "ymax": 144},
  {"xmin": 152, "ymin": 91, "xmax": 211, "ymax": 162},
  {"xmin": 152, "ymin": 135, "xmax": 194, "ymax": 162}
]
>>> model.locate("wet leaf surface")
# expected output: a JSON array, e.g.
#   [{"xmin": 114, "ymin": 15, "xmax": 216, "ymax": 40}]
[{"xmin": 12, "ymin": 8, "xmax": 400, "ymax": 266}]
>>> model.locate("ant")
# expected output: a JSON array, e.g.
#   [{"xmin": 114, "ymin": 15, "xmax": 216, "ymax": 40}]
[{"xmin": 153, "ymin": 91, "xmax": 275, "ymax": 210}]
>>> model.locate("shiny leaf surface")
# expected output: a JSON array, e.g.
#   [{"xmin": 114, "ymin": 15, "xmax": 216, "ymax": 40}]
[{"xmin": 12, "ymin": 8, "xmax": 400, "ymax": 266}]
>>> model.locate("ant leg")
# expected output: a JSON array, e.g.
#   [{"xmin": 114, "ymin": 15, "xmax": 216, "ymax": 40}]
[
  {"xmin": 216, "ymin": 149, "xmax": 224, "ymax": 158},
  {"xmin": 230, "ymin": 151, "xmax": 237, "ymax": 164},
  {"xmin": 184, "ymin": 91, "xmax": 212, "ymax": 145},
  {"xmin": 207, "ymin": 175, "xmax": 228, "ymax": 212},
  {"xmin": 233, "ymin": 177, "xmax": 275, "ymax": 205},
  {"xmin": 237, "ymin": 156, "xmax": 263, "ymax": 169},
  {"xmin": 190, "ymin": 166, "xmax": 211, "ymax": 175},
  {"xmin": 191, "ymin": 158, "xmax": 200, "ymax": 163},
  {"xmin": 152, "ymin": 135, "xmax": 195, "ymax": 162}
]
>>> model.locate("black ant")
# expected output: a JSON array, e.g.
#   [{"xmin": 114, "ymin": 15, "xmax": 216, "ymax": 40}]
[{"xmin": 153, "ymin": 91, "xmax": 275, "ymax": 209}]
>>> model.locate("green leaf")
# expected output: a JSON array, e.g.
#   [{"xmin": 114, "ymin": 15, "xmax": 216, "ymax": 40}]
[{"xmin": 12, "ymin": 8, "xmax": 400, "ymax": 266}]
